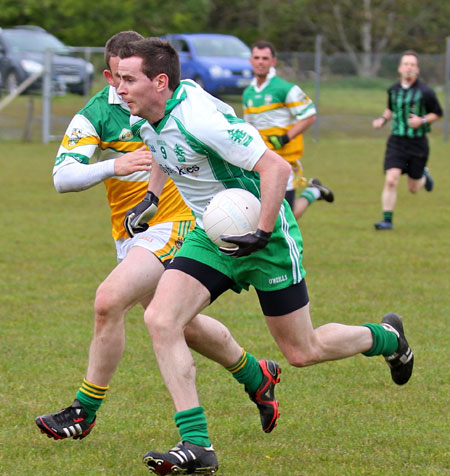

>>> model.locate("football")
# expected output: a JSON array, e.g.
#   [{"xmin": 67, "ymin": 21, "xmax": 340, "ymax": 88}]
[{"xmin": 202, "ymin": 188, "xmax": 261, "ymax": 248}]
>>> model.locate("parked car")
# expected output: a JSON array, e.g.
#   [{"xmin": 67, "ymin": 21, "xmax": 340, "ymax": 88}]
[
  {"xmin": 0, "ymin": 25, "xmax": 94, "ymax": 95},
  {"xmin": 162, "ymin": 33, "xmax": 253, "ymax": 96}
]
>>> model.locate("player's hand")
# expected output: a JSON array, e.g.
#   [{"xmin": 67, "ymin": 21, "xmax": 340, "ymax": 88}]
[
  {"xmin": 114, "ymin": 146, "xmax": 153, "ymax": 176},
  {"xmin": 372, "ymin": 117, "xmax": 386, "ymax": 129},
  {"xmin": 219, "ymin": 229, "xmax": 272, "ymax": 257},
  {"xmin": 124, "ymin": 191, "xmax": 159, "ymax": 237},
  {"xmin": 268, "ymin": 134, "xmax": 290, "ymax": 150},
  {"xmin": 408, "ymin": 113, "xmax": 423, "ymax": 129}
]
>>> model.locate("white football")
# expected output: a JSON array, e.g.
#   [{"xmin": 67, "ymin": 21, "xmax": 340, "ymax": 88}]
[{"xmin": 203, "ymin": 188, "xmax": 261, "ymax": 248}]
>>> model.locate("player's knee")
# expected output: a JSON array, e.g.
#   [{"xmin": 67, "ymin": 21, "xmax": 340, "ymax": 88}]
[
  {"xmin": 284, "ymin": 349, "xmax": 318, "ymax": 368},
  {"xmin": 94, "ymin": 282, "xmax": 122, "ymax": 318}
]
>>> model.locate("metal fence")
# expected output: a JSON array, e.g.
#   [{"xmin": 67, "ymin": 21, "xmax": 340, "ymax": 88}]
[{"xmin": 0, "ymin": 43, "xmax": 448, "ymax": 143}]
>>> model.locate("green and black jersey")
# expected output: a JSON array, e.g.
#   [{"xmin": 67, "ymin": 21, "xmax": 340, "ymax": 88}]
[{"xmin": 387, "ymin": 79, "xmax": 442, "ymax": 138}]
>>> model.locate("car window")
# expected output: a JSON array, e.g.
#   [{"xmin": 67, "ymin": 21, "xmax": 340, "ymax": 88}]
[
  {"xmin": 190, "ymin": 37, "xmax": 250, "ymax": 59},
  {"xmin": 3, "ymin": 30, "xmax": 69, "ymax": 54}
]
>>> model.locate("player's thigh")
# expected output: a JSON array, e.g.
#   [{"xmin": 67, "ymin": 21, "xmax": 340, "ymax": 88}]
[
  {"xmin": 264, "ymin": 302, "xmax": 317, "ymax": 356},
  {"xmin": 98, "ymin": 246, "xmax": 164, "ymax": 311},
  {"xmin": 146, "ymin": 268, "xmax": 211, "ymax": 330}
]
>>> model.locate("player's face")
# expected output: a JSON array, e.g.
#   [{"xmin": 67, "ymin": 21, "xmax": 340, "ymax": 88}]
[
  {"xmin": 250, "ymin": 47, "xmax": 276, "ymax": 79},
  {"xmin": 117, "ymin": 56, "xmax": 165, "ymax": 121},
  {"xmin": 398, "ymin": 55, "xmax": 419, "ymax": 82}
]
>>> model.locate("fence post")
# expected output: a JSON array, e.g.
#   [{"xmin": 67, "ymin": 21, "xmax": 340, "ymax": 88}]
[
  {"xmin": 42, "ymin": 49, "xmax": 53, "ymax": 144},
  {"xmin": 313, "ymin": 34, "xmax": 322, "ymax": 142},
  {"xmin": 444, "ymin": 36, "xmax": 449, "ymax": 141}
]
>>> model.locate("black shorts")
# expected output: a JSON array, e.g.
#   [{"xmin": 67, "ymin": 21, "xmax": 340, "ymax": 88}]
[
  {"xmin": 384, "ymin": 135, "xmax": 429, "ymax": 179},
  {"xmin": 166, "ymin": 257, "xmax": 309, "ymax": 316}
]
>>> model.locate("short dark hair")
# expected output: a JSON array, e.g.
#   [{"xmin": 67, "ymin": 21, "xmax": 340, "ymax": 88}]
[
  {"xmin": 118, "ymin": 37, "xmax": 180, "ymax": 91},
  {"xmin": 104, "ymin": 31, "xmax": 144, "ymax": 69},
  {"xmin": 251, "ymin": 40, "xmax": 276, "ymax": 57},
  {"xmin": 400, "ymin": 50, "xmax": 419, "ymax": 64}
]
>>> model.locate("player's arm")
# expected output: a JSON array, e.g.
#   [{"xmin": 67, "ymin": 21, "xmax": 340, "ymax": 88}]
[
  {"xmin": 123, "ymin": 156, "xmax": 168, "ymax": 238},
  {"xmin": 267, "ymin": 85, "xmax": 316, "ymax": 149},
  {"xmin": 220, "ymin": 149, "xmax": 290, "ymax": 257},
  {"xmin": 372, "ymin": 109, "xmax": 392, "ymax": 129}
]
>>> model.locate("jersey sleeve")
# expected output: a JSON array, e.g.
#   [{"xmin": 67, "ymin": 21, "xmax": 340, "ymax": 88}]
[
  {"xmin": 423, "ymin": 87, "xmax": 443, "ymax": 116},
  {"xmin": 285, "ymin": 84, "xmax": 316, "ymax": 120},
  {"xmin": 54, "ymin": 114, "xmax": 101, "ymax": 171},
  {"xmin": 193, "ymin": 106, "xmax": 267, "ymax": 171}
]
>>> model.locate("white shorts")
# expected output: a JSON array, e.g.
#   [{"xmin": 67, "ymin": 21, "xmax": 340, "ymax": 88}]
[{"xmin": 114, "ymin": 220, "xmax": 194, "ymax": 264}]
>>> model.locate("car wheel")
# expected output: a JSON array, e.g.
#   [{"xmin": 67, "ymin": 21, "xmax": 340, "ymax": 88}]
[{"xmin": 6, "ymin": 71, "xmax": 20, "ymax": 95}]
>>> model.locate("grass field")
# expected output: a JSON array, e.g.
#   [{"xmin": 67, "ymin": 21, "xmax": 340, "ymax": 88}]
[{"xmin": 0, "ymin": 84, "xmax": 449, "ymax": 476}]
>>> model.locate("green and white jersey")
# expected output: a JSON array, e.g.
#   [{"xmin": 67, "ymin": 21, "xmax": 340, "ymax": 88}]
[
  {"xmin": 242, "ymin": 68, "xmax": 316, "ymax": 163},
  {"xmin": 131, "ymin": 81, "xmax": 267, "ymax": 228}
]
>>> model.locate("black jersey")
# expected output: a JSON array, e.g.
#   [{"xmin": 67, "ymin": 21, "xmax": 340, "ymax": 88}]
[{"xmin": 387, "ymin": 79, "xmax": 442, "ymax": 138}]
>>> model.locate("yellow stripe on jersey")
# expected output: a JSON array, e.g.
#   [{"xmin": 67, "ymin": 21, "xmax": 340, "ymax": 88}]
[
  {"xmin": 243, "ymin": 102, "xmax": 285, "ymax": 115},
  {"xmin": 61, "ymin": 134, "xmax": 99, "ymax": 149},
  {"xmin": 99, "ymin": 140, "xmax": 145, "ymax": 153}
]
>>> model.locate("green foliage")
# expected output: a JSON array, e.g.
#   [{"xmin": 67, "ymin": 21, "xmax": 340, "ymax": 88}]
[
  {"xmin": 0, "ymin": 83, "xmax": 449, "ymax": 474},
  {"xmin": 0, "ymin": 0, "xmax": 448, "ymax": 55}
]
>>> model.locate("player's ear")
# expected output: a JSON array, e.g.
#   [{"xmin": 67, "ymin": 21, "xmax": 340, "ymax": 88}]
[
  {"xmin": 154, "ymin": 73, "xmax": 169, "ymax": 91},
  {"xmin": 103, "ymin": 69, "xmax": 115, "ymax": 86}
]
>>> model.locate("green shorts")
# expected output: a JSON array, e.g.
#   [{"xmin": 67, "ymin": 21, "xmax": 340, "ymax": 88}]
[{"xmin": 173, "ymin": 201, "xmax": 305, "ymax": 293}]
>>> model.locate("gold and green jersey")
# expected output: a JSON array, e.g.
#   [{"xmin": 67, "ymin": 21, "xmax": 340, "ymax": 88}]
[
  {"xmin": 54, "ymin": 86, "xmax": 193, "ymax": 240},
  {"xmin": 243, "ymin": 72, "xmax": 316, "ymax": 164}
]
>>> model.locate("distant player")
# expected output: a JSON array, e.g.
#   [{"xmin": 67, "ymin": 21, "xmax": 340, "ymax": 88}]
[
  {"xmin": 372, "ymin": 50, "xmax": 442, "ymax": 230},
  {"xmin": 243, "ymin": 40, "xmax": 334, "ymax": 220}
]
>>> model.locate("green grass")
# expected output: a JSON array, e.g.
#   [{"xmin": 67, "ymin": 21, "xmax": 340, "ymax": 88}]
[{"xmin": 1, "ymin": 85, "xmax": 449, "ymax": 475}]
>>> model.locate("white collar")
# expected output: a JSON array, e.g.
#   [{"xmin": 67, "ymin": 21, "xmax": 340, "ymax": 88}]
[
  {"xmin": 108, "ymin": 85, "xmax": 130, "ymax": 111},
  {"xmin": 250, "ymin": 67, "xmax": 277, "ymax": 92}
]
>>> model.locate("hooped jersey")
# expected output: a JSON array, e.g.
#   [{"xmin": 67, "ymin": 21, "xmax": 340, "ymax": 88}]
[
  {"xmin": 243, "ymin": 71, "xmax": 316, "ymax": 164},
  {"xmin": 54, "ymin": 86, "xmax": 193, "ymax": 240},
  {"xmin": 131, "ymin": 81, "xmax": 267, "ymax": 229}
]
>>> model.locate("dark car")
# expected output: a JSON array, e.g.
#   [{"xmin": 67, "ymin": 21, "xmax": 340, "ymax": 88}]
[
  {"xmin": 0, "ymin": 25, "xmax": 94, "ymax": 95},
  {"xmin": 162, "ymin": 33, "xmax": 252, "ymax": 96}
]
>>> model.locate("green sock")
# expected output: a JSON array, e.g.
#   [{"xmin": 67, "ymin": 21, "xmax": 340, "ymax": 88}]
[
  {"xmin": 226, "ymin": 350, "xmax": 262, "ymax": 394},
  {"xmin": 300, "ymin": 187, "xmax": 320, "ymax": 205},
  {"xmin": 174, "ymin": 406, "xmax": 210, "ymax": 447},
  {"xmin": 75, "ymin": 379, "xmax": 109, "ymax": 423},
  {"xmin": 362, "ymin": 323, "xmax": 399, "ymax": 357},
  {"xmin": 383, "ymin": 211, "xmax": 393, "ymax": 223}
]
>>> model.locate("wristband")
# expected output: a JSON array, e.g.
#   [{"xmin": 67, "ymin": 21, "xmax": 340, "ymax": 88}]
[{"xmin": 422, "ymin": 117, "xmax": 427, "ymax": 125}]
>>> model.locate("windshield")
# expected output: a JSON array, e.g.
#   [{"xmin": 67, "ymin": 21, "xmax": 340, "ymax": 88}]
[
  {"xmin": 3, "ymin": 30, "xmax": 69, "ymax": 54},
  {"xmin": 191, "ymin": 36, "xmax": 250, "ymax": 59}
]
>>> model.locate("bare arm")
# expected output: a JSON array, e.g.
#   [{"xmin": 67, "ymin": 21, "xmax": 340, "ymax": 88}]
[
  {"xmin": 287, "ymin": 115, "xmax": 316, "ymax": 139},
  {"xmin": 252, "ymin": 148, "xmax": 291, "ymax": 233},
  {"xmin": 146, "ymin": 158, "xmax": 168, "ymax": 198},
  {"xmin": 408, "ymin": 112, "xmax": 441, "ymax": 129},
  {"xmin": 373, "ymin": 109, "xmax": 393, "ymax": 129}
]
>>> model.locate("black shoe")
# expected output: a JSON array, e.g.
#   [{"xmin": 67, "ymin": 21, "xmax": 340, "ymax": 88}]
[
  {"xmin": 309, "ymin": 178, "xmax": 334, "ymax": 202},
  {"xmin": 374, "ymin": 220, "xmax": 393, "ymax": 230},
  {"xmin": 143, "ymin": 441, "xmax": 218, "ymax": 475},
  {"xmin": 35, "ymin": 399, "xmax": 96, "ymax": 440},
  {"xmin": 381, "ymin": 313, "xmax": 414, "ymax": 385},
  {"xmin": 247, "ymin": 360, "xmax": 281, "ymax": 433},
  {"xmin": 423, "ymin": 167, "xmax": 434, "ymax": 192}
]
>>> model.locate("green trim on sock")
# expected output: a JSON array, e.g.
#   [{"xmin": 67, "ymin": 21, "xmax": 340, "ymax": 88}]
[
  {"xmin": 300, "ymin": 188, "xmax": 318, "ymax": 205},
  {"xmin": 362, "ymin": 323, "xmax": 399, "ymax": 357},
  {"xmin": 226, "ymin": 350, "xmax": 262, "ymax": 394},
  {"xmin": 174, "ymin": 406, "xmax": 210, "ymax": 447}
]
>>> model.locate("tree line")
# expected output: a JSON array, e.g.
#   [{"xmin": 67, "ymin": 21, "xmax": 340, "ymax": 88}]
[{"xmin": 1, "ymin": 0, "xmax": 448, "ymax": 60}]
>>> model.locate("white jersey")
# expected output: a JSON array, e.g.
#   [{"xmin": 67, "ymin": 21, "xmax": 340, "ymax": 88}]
[{"xmin": 131, "ymin": 81, "xmax": 267, "ymax": 228}]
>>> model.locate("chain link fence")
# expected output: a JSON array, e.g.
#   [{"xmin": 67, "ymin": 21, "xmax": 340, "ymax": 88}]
[{"xmin": 0, "ymin": 46, "xmax": 447, "ymax": 143}]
